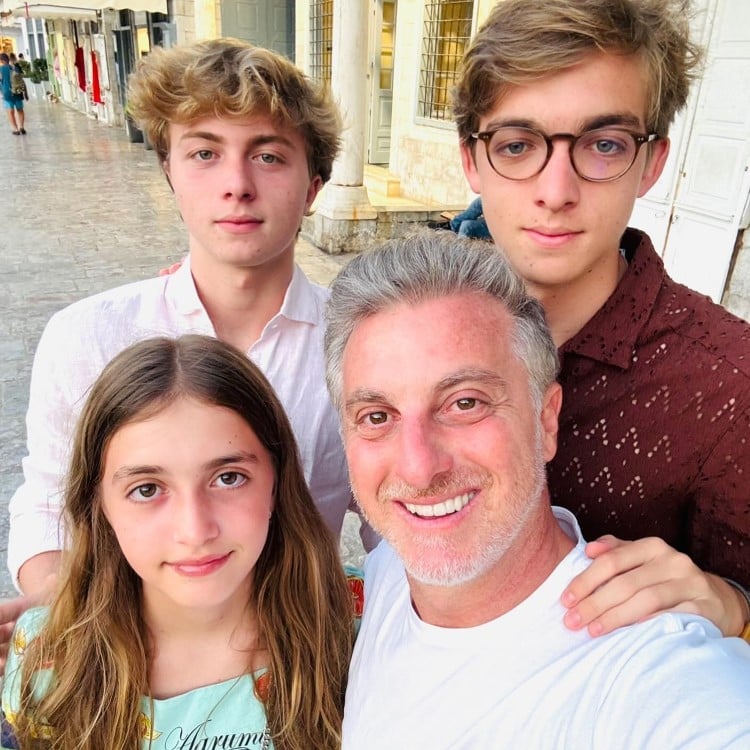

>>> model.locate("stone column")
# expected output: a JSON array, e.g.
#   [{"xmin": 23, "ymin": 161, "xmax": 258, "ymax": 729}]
[
  {"xmin": 308, "ymin": 0, "xmax": 377, "ymax": 254},
  {"xmin": 100, "ymin": 10, "xmax": 123, "ymax": 126}
]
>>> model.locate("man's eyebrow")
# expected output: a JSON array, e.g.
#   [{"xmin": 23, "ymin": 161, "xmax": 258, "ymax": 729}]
[
  {"xmin": 482, "ymin": 116, "xmax": 538, "ymax": 131},
  {"xmin": 345, "ymin": 388, "xmax": 388, "ymax": 411},
  {"xmin": 178, "ymin": 130, "xmax": 222, "ymax": 144},
  {"xmin": 483, "ymin": 113, "xmax": 644, "ymax": 133},
  {"xmin": 178, "ymin": 130, "xmax": 295, "ymax": 148},
  {"xmin": 580, "ymin": 113, "xmax": 644, "ymax": 131},
  {"xmin": 344, "ymin": 369, "xmax": 508, "ymax": 411},
  {"xmin": 436, "ymin": 368, "xmax": 508, "ymax": 393}
]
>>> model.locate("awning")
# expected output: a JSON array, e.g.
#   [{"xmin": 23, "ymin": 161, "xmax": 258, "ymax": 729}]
[
  {"xmin": 12, "ymin": 3, "xmax": 98, "ymax": 19},
  {"xmin": 9, "ymin": 0, "xmax": 167, "ymax": 19},
  {"xmin": 109, "ymin": 0, "xmax": 166, "ymax": 10}
]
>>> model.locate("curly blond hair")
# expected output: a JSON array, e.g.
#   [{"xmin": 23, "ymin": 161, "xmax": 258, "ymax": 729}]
[{"xmin": 127, "ymin": 38, "xmax": 341, "ymax": 182}]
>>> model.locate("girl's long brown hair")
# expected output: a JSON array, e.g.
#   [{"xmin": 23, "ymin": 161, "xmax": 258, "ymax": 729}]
[{"xmin": 15, "ymin": 335, "xmax": 353, "ymax": 750}]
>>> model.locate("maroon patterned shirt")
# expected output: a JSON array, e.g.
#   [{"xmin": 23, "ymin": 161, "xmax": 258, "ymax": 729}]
[{"xmin": 549, "ymin": 228, "xmax": 750, "ymax": 585}]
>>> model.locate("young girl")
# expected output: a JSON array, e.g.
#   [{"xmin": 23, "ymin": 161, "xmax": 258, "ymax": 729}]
[{"xmin": 1, "ymin": 335, "xmax": 355, "ymax": 750}]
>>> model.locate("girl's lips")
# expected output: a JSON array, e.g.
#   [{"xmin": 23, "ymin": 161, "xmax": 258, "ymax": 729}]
[{"xmin": 168, "ymin": 553, "xmax": 231, "ymax": 577}]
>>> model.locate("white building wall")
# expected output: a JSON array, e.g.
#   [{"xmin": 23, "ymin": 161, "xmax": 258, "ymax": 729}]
[
  {"xmin": 387, "ymin": 0, "xmax": 468, "ymax": 206},
  {"xmin": 723, "ymin": 229, "xmax": 750, "ymax": 321}
]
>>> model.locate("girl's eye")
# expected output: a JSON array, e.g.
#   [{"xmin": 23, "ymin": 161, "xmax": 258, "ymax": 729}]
[
  {"xmin": 215, "ymin": 471, "xmax": 247, "ymax": 488},
  {"xmin": 128, "ymin": 483, "xmax": 161, "ymax": 502}
]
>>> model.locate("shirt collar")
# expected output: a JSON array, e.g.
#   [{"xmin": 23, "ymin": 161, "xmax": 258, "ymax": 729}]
[
  {"xmin": 165, "ymin": 256, "xmax": 322, "ymax": 324},
  {"xmin": 165, "ymin": 254, "xmax": 205, "ymax": 316},
  {"xmin": 278, "ymin": 264, "xmax": 325, "ymax": 325},
  {"xmin": 559, "ymin": 228, "xmax": 665, "ymax": 369}
]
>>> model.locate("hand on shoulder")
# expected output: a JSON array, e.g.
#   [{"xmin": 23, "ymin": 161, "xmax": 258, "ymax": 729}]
[{"xmin": 560, "ymin": 535, "xmax": 749, "ymax": 638}]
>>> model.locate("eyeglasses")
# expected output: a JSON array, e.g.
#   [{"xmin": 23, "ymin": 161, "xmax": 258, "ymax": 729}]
[{"xmin": 471, "ymin": 126, "xmax": 659, "ymax": 182}]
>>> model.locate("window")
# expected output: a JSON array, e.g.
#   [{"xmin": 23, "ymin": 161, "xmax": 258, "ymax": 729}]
[
  {"xmin": 418, "ymin": 0, "xmax": 474, "ymax": 121},
  {"xmin": 309, "ymin": 0, "xmax": 333, "ymax": 83}
]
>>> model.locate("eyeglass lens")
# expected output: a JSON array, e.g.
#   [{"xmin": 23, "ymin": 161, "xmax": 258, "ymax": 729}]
[{"xmin": 485, "ymin": 127, "xmax": 640, "ymax": 181}]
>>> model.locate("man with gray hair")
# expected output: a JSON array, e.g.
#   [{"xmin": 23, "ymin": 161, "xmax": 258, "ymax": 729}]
[{"xmin": 326, "ymin": 232, "xmax": 750, "ymax": 749}]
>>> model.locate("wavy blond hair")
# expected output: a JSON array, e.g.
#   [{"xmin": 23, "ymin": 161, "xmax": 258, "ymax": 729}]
[
  {"xmin": 15, "ymin": 335, "xmax": 353, "ymax": 750},
  {"xmin": 127, "ymin": 38, "xmax": 341, "ymax": 182},
  {"xmin": 454, "ymin": 0, "xmax": 703, "ymax": 143}
]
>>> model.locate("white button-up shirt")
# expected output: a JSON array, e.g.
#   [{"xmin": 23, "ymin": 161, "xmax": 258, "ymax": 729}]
[{"xmin": 8, "ymin": 258, "xmax": 361, "ymax": 587}]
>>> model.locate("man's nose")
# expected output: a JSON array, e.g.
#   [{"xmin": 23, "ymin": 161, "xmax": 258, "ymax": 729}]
[
  {"xmin": 532, "ymin": 141, "xmax": 581, "ymax": 212},
  {"xmin": 223, "ymin": 157, "xmax": 256, "ymax": 201},
  {"xmin": 392, "ymin": 417, "xmax": 453, "ymax": 490}
]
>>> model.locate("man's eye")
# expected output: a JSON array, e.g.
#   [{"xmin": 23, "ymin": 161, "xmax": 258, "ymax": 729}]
[
  {"xmin": 366, "ymin": 411, "xmax": 388, "ymax": 425},
  {"xmin": 499, "ymin": 140, "xmax": 529, "ymax": 156},
  {"xmin": 258, "ymin": 153, "xmax": 279, "ymax": 164},
  {"xmin": 593, "ymin": 139, "xmax": 622, "ymax": 154},
  {"xmin": 193, "ymin": 149, "xmax": 214, "ymax": 161},
  {"xmin": 456, "ymin": 398, "xmax": 477, "ymax": 410}
]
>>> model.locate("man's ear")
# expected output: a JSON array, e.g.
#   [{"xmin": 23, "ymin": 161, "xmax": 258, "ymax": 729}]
[
  {"xmin": 459, "ymin": 140, "xmax": 482, "ymax": 194},
  {"xmin": 539, "ymin": 382, "xmax": 563, "ymax": 462},
  {"xmin": 305, "ymin": 175, "xmax": 324, "ymax": 212},
  {"xmin": 637, "ymin": 137, "xmax": 670, "ymax": 198},
  {"xmin": 161, "ymin": 158, "xmax": 174, "ymax": 193}
]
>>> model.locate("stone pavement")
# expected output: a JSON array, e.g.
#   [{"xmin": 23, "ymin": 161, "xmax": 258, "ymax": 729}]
[{"xmin": 0, "ymin": 100, "xmax": 363, "ymax": 600}]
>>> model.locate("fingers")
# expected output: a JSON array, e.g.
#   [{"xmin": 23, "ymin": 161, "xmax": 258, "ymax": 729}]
[
  {"xmin": 0, "ymin": 594, "xmax": 35, "ymax": 626},
  {"xmin": 562, "ymin": 536, "xmax": 653, "ymax": 609},
  {"xmin": 564, "ymin": 568, "xmax": 702, "ymax": 636},
  {"xmin": 158, "ymin": 261, "xmax": 183, "ymax": 276},
  {"xmin": 0, "ymin": 619, "xmax": 16, "ymax": 672},
  {"xmin": 0, "ymin": 594, "xmax": 36, "ymax": 677},
  {"xmin": 582, "ymin": 535, "xmax": 621, "ymax": 558},
  {"xmin": 561, "ymin": 537, "xmax": 714, "ymax": 636}
]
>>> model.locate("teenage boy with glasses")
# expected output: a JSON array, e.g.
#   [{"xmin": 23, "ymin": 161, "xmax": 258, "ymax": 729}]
[{"xmin": 455, "ymin": 0, "xmax": 750, "ymax": 641}]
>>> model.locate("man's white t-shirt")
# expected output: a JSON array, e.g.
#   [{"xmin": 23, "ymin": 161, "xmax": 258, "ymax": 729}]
[{"xmin": 343, "ymin": 508, "xmax": 750, "ymax": 749}]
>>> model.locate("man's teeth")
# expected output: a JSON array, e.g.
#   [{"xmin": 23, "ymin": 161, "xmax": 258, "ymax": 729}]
[{"xmin": 404, "ymin": 492, "xmax": 474, "ymax": 518}]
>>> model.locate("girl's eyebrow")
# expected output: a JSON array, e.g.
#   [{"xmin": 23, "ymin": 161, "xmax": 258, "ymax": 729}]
[
  {"xmin": 110, "ymin": 452, "xmax": 260, "ymax": 482},
  {"xmin": 203, "ymin": 452, "xmax": 261, "ymax": 471},
  {"xmin": 111, "ymin": 464, "xmax": 163, "ymax": 482}
]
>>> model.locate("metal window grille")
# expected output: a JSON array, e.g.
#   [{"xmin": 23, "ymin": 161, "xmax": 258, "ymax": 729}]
[
  {"xmin": 310, "ymin": 0, "xmax": 333, "ymax": 83},
  {"xmin": 418, "ymin": 0, "xmax": 474, "ymax": 121}
]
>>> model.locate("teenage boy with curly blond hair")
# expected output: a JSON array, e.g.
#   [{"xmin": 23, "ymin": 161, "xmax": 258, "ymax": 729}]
[{"xmin": 2, "ymin": 40, "xmax": 373, "ymax": 653}]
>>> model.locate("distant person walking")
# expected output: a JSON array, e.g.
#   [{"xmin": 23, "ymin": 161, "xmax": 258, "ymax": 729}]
[{"xmin": 0, "ymin": 53, "xmax": 26, "ymax": 135}]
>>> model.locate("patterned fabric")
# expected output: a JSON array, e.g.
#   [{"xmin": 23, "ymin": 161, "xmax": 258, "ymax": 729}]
[
  {"xmin": 1, "ymin": 608, "xmax": 273, "ymax": 750},
  {"xmin": 549, "ymin": 228, "xmax": 750, "ymax": 584},
  {"xmin": 0, "ymin": 571, "xmax": 366, "ymax": 749},
  {"xmin": 0, "ymin": 710, "xmax": 19, "ymax": 749}
]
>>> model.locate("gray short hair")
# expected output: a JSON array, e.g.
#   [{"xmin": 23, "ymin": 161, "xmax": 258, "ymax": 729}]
[{"xmin": 325, "ymin": 231, "xmax": 559, "ymax": 411}]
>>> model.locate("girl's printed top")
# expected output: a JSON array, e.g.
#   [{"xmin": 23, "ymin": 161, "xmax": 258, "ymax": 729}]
[{"xmin": 1, "ymin": 567, "xmax": 365, "ymax": 749}]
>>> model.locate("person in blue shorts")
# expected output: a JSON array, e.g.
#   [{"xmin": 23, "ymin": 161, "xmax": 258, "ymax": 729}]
[{"xmin": 0, "ymin": 53, "xmax": 25, "ymax": 135}]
